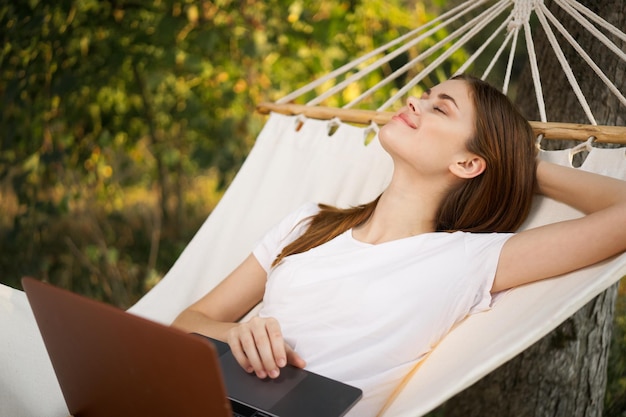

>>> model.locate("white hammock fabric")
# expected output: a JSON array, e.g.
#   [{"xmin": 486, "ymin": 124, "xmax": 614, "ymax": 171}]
[{"xmin": 1, "ymin": 113, "xmax": 625, "ymax": 417}]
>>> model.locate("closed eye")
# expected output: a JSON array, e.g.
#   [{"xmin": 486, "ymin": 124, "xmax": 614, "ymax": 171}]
[{"xmin": 433, "ymin": 106, "xmax": 446, "ymax": 115}]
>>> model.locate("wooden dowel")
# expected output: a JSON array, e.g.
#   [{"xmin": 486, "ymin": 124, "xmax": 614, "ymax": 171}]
[{"xmin": 257, "ymin": 102, "xmax": 626, "ymax": 144}]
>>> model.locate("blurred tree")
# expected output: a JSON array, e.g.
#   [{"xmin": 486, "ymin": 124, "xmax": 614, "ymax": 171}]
[{"xmin": 0, "ymin": 0, "xmax": 449, "ymax": 305}]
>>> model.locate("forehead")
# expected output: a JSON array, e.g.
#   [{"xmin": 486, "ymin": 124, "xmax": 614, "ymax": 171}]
[{"xmin": 431, "ymin": 79, "xmax": 472, "ymax": 101}]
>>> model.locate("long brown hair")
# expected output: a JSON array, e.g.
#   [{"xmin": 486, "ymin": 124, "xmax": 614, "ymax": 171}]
[
  {"xmin": 437, "ymin": 74, "xmax": 537, "ymax": 232},
  {"xmin": 272, "ymin": 74, "xmax": 537, "ymax": 267}
]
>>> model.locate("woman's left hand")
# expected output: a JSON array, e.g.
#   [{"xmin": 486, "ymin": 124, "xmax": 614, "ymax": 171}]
[{"xmin": 227, "ymin": 316, "xmax": 306, "ymax": 379}]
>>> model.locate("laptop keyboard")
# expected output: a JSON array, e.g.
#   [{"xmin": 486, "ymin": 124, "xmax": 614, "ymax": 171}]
[
  {"xmin": 233, "ymin": 412, "xmax": 272, "ymax": 417},
  {"xmin": 231, "ymin": 400, "xmax": 273, "ymax": 417}
]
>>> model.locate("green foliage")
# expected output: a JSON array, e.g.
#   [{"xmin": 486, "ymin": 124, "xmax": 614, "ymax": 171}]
[{"xmin": 1, "ymin": 0, "xmax": 450, "ymax": 305}]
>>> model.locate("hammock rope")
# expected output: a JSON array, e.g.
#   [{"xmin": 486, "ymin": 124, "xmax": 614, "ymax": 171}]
[
  {"xmin": 560, "ymin": 0, "xmax": 626, "ymax": 46},
  {"xmin": 501, "ymin": 25, "xmax": 519, "ymax": 94},
  {"xmin": 262, "ymin": 0, "xmax": 626, "ymax": 143},
  {"xmin": 378, "ymin": 1, "xmax": 511, "ymax": 112},
  {"xmin": 535, "ymin": 4, "xmax": 594, "ymax": 124},
  {"xmin": 540, "ymin": 4, "xmax": 626, "ymax": 111},
  {"xmin": 522, "ymin": 11, "xmax": 548, "ymax": 123},
  {"xmin": 311, "ymin": 1, "xmax": 496, "ymax": 109},
  {"xmin": 276, "ymin": 0, "xmax": 489, "ymax": 105}
]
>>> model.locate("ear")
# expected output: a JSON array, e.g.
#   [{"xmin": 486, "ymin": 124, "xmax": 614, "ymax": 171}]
[{"xmin": 449, "ymin": 154, "xmax": 486, "ymax": 179}]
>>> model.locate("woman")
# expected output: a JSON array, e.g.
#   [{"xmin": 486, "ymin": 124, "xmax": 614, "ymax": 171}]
[{"xmin": 172, "ymin": 74, "xmax": 626, "ymax": 416}]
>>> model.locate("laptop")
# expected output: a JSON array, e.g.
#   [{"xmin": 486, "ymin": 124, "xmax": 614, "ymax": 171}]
[{"xmin": 22, "ymin": 277, "xmax": 362, "ymax": 417}]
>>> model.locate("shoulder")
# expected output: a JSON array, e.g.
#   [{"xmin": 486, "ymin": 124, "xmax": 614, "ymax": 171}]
[
  {"xmin": 397, "ymin": 231, "xmax": 512, "ymax": 270},
  {"xmin": 295, "ymin": 201, "xmax": 322, "ymax": 220},
  {"xmin": 425, "ymin": 231, "xmax": 513, "ymax": 253},
  {"xmin": 278, "ymin": 202, "xmax": 321, "ymax": 234},
  {"xmin": 253, "ymin": 202, "xmax": 321, "ymax": 271},
  {"xmin": 456, "ymin": 231, "xmax": 514, "ymax": 278},
  {"xmin": 462, "ymin": 231, "xmax": 514, "ymax": 249}
]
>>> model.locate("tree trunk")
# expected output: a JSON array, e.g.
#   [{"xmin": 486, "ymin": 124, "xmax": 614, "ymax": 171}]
[
  {"xmin": 430, "ymin": 1, "xmax": 625, "ymax": 416},
  {"xmin": 435, "ymin": 290, "xmax": 617, "ymax": 417}
]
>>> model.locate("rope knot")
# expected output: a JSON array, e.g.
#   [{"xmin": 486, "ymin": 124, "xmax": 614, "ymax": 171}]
[{"xmin": 508, "ymin": 0, "xmax": 542, "ymax": 31}]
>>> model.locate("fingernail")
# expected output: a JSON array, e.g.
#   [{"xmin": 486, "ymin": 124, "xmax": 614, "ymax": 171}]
[
  {"xmin": 277, "ymin": 358, "xmax": 286, "ymax": 367},
  {"xmin": 269, "ymin": 369, "xmax": 280, "ymax": 379}
]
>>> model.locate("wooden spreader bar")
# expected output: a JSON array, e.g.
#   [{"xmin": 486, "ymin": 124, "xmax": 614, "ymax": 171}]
[{"xmin": 257, "ymin": 102, "xmax": 626, "ymax": 145}]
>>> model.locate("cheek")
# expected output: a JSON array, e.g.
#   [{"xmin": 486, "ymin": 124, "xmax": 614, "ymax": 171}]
[{"xmin": 378, "ymin": 121, "xmax": 470, "ymax": 166}]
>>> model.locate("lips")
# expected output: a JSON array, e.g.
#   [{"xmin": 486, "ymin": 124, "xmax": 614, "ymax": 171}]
[{"xmin": 392, "ymin": 113, "xmax": 417, "ymax": 129}]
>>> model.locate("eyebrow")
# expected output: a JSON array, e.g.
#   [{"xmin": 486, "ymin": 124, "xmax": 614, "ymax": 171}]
[{"xmin": 424, "ymin": 89, "xmax": 459, "ymax": 110}]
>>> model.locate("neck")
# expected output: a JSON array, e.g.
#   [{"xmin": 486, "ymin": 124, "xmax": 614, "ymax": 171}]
[{"xmin": 353, "ymin": 177, "xmax": 448, "ymax": 245}]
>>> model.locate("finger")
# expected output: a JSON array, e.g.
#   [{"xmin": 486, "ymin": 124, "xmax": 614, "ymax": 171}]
[
  {"xmin": 227, "ymin": 331, "xmax": 254, "ymax": 373},
  {"xmin": 228, "ymin": 327, "xmax": 264, "ymax": 377},
  {"xmin": 242, "ymin": 329, "xmax": 269, "ymax": 379},
  {"xmin": 250, "ymin": 320, "xmax": 281, "ymax": 378},
  {"xmin": 264, "ymin": 318, "xmax": 287, "ymax": 368},
  {"xmin": 285, "ymin": 345, "xmax": 307, "ymax": 369}
]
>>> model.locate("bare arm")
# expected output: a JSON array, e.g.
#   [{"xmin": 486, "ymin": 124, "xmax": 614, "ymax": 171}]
[
  {"xmin": 492, "ymin": 160, "xmax": 626, "ymax": 292},
  {"xmin": 171, "ymin": 253, "xmax": 305, "ymax": 378},
  {"xmin": 171, "ymin": 253, "xmax": 267, "ymax": 338}
]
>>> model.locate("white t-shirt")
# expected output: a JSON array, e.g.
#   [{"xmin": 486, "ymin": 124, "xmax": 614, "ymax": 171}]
[{"xmin": 253, "ymin": 203, "xmax": 512, "ymax": 417}]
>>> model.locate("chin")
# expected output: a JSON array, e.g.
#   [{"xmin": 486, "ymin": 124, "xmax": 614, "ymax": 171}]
[
  {"xmin": 377, "ymin": 123, "xmax": 408, "ymax": 157},
  {"xmin": 377, "ymin": 123, "xmax": 395, "ymax": 148}
]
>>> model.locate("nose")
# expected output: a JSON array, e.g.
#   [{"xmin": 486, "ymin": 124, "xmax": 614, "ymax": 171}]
[{"xmin": 406, "ymin": 96, "xmax": 420, "ymax": 114}]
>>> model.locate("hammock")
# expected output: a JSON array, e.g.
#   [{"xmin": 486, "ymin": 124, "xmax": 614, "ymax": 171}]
[{"xmin": 2, "ymin": 1, "xmax": 626, "ymax": 416}]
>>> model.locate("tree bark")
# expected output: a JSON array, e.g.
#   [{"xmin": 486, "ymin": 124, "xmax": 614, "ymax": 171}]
[
  {"xmin": 514, "ymin": 0, "xmax": 626, "ymax": 130},
  {"xmin": 430, "ymin": 1, "xmax": 625, "ymax": 416}
]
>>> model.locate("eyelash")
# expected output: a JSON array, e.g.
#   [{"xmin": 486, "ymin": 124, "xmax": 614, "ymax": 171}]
[{"xmin": 433, "ymin": 106, "xmax": 446, "ymax": 115}]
